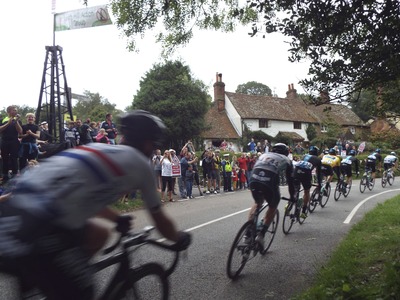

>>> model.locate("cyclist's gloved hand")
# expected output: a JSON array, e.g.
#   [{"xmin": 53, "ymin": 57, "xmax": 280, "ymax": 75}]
[
  {"xmin": 116, "ymin": 214, "xmax": 133, "ymax": 235},
  {"xmin": 174, "ymin": 231, "xmax": 192, "ymax": 251}
]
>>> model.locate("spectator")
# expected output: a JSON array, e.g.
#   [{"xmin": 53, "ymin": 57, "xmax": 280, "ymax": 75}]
[
  {"xmin": 247, "ymin": 138, "xmax": 256, "ymax": 153},
  {"xmin": 170, "ymin": 149, "xmax": 182, "ymax": 197},
  {"xmin": 214, "ymin": 149, "xmax": 222, "ymax": 192},
  {"xmin": 76, "ymin": 119, "xmax": 92, "ymax": 145},
  {"xmin": 160, "ymin": 149, "xmax": 173, "ymax": 202},
  {"xmin": 180, "ymin": 151, "xmax": 197, "ymax": 200},
  {"xmin": 89, "ymin": 122, "xmax": 99, "ymax": 142},
  {"xmin": 232, "ymin": 166, "xmax": 238, "ymax": 190},
  {"xmin": 237, "ymin": 152, "xmax": 249, "ymax": 188},
  {"xmin": 294, "ymin": 143, "xmax": 305, "ymax": 155},
  {"xmin": 202, "ymin": 150, "xmax": 217, "ymax": 194},
  {"xmin": 101, "ymin": 113, "xmax": 118, "ymax": 145},
  {"xmin": 185, "ymin": 164, "xmax": 195, "ymax": 199},
  {"xmin": 221, "ymin": 153, "xmax": 233, "ymax": 192},
  {"xmin": 39, "ymin": 121, "xmax": 52, "ymax": 143},
  {"xmin": 152, "ymin": 149, "xmax": 162, "ymax": 190},
  {"xmin": 18, "ymin": 113, "xmax": 40, "ymax": 171},
  {"xmin": 64, "ymin": 121, "xmax": 80, "ymax": 148},
  {"xmin": 200, "ymin": 149, "xmax": 209, "ymax": 193},
  {"xmin": 95, "ymin": 128, "xmax": 110, "ymax": 144},
  {"xmin": 263, "ymin": 140, "xmax": 270, "ymax": 153},
  {"xmin": 0, "ymin": 106, "xmax": 22, "ymax": 183},
  {"xmin": 255, "ymin": 142, "xmax": 263, "ymax": 153},
  {"xmin": 191, "ymin": 152, "xmax": 203, "ymax": 196}
]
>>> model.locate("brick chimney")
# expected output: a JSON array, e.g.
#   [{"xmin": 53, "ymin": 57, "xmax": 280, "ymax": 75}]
[
  {"xmin": 319, "ymin": 90, "xmax": 330, "ymax": 103},
  {"xmin": 286, "ymin": 83, "xmax": 297, "ymax": 99},
  {"xmin": 213, "ymin": 72, "xmax": 225, "ymax": 112}
]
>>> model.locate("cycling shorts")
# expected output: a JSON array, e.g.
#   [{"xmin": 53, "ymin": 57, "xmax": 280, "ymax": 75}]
[
  {"xmin": 293, "ymin": 167, "xmax": 313, "ymax": 191},
  {"xmin": 340, "ymin": 164, "xmax": 352, "ymax": 177},
  {"xmin": 321, "ymin": 164, "xmax": 333, "ymax": 176},
  {"xmin": 249, "ymin": 169, "xmax": 280, "ymax": 209},
  {"xmin": 366, "ymin": 161, "xmax": 376, "ymax": 172},
  {"xmin": 384, "ymin": 163, "xmax": 394, "ymax": 171}
]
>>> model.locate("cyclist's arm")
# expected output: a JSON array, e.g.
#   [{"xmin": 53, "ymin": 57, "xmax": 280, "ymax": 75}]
[
  {"xmin": 285, "ymin": 164, "xmax": 295, "ymax": 200},
  {"xmin": 96, "ymin": 206, "xmax": 120, "ymax": 223},
  {"xmin": 316, "ymin": 162, "xmax": 322, "ymax": 186},
  {"xmin": 149, "ymin": 208, "xmax": 180, "ymax": 242}
]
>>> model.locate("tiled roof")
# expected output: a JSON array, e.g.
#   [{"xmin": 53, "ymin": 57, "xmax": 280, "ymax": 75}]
[
  {"xmin": 278, "ymin": 131, "xmax": 305, "ymax": 141},
  {"xmin": 201, "ymin": 102, "xmax": 240, "ymax": 139},
  {"xmin": 225, "ymin": 92, "xmax": 315, "ymax": 123},
  {"xmin": 306, "ymin": 104, "xmax": 366, "ymax": 127}
]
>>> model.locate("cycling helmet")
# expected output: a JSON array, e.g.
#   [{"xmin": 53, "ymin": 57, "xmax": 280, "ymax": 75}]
[
  {"xmin": 375, "ymin": 148, "xmax": 381, "ymax": 153},
  {"xmin": 309, "ymin": 146, "xmax": 319, "ymax": 156},
  {"xmin": 349, "ymin": 149, "xmax": 356, "ymax": 156},
  {"xmin": 323, "ymin": 149, "xmax": 329, "ymax": 155},
  {"xmin": 328, "ymin": 148, "xmax": 336, "ymax": 155},
  {"xmin": 119, "ymin": 110, "xmax": 167, "ymax": 147},
  {"xmin": 271, "ymin": 143, "xmax": 289, "ymax": 156},
  {"xmin": 391, "ymin": 151, "xmax": 397, "ymax": 156}
]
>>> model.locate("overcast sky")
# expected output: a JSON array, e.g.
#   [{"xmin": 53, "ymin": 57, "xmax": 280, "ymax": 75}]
[{"xmin": 0, "ymin": 0, "xmax": 311, "ymax": 111}]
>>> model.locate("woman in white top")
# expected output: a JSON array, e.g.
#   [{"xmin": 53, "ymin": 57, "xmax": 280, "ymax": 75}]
[{"xmin": 160, "ymin": 149, "xmax": 174, "ymax": 202}]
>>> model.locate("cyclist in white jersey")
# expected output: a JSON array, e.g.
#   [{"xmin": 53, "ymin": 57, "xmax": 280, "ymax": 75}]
[
  {"xmin": 383, "ymin": 152, "xmax": 398, "ymax": 171},
  {"xmin": 0, "ymin": 110, "xmax": 191, "ymax": 300}
]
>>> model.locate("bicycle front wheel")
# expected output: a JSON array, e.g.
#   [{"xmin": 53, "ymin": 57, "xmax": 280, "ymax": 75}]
[
  {"xmin": 260, "ymin": 210, "xmax": 279, "ymax": 255},
  {"xmin": 122, "ymin": 263, "xmax": 169, "ymax": 300},
  {"xmin": 226, "ymin": 221, "xmax": 253, "ymax": 280},
  {"xmin": 282, "ymin": 202, "xmax": 295, "ymax": 234},
  {"xmin": 360, "ymin": 176, "xmax": 367, "ymax": 193},
  {"xmin": 320, "ymin": 184, "xmax": 331, "ymax": 207},
  {"xmin": 334, "ymin": 183, "xmax": 342, "ymax": 201},
  {"xmin": 308, "ymin": 188, "xmax": 318, "ymax": 213}
]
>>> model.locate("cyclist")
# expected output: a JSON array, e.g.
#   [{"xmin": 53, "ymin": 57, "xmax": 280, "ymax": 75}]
[
  {"xmin": 340, "ymin": 149, "xmax": 360, "ymax": 192},
  {"xmin": 293, "ymin": 145, "xmax": 322, "ymax": 219},
  {"xmin": 383, "ymin": 151, "xmax": 398, "ymax": 171},
  {"xmin": 366, "ymin": 148, "xmax": 383, "ymax": 182},
  {"xmin": 246, "ymin": 143, "xmax": 295, "ymax": 247},
  {"xmin": 321, "ymin": 148, "xmax": 341, "ymax": 192},
  {"xmin": 0, "ymin": 110, "xmax": 192, "ymax": 300}
]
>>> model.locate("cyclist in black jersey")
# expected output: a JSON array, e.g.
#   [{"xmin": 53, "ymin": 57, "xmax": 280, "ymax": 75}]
[
  {"xmin": 366, "ymin": 148, "xmax": 383, "ymax": 182},
  {"xmin": 340, "ymin": 149, "xmax": 359, "ymax": 189},
  {"xmin": 293, "ymin": 145, "xmax": 322, "ymax": 218},
  {"xmin": 247, "ymin": 143, "xmax": 295, "ymax": 246}
]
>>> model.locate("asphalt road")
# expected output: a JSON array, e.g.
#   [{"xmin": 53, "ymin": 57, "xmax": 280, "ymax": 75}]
[{"xmin": 1, "ymin": 179, "xmax": 400, "ymax": 300}]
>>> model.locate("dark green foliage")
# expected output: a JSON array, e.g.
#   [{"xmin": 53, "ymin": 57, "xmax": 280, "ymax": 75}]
[
  {"xmin": 132, "ymin": 60, "xmax": 210, "ymax": 149},
  {"xmin": 305, "ymin": 124, "xmax": 317, "ymax": 141},
  {"xmin": 235, "ymin": 81, "xmax": 272, "ymax": 96}
]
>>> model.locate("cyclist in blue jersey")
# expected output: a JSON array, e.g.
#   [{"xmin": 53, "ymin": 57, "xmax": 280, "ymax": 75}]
[
  {"xmin": 340, "ymin": 149, "xmax": 359, "ymax": 190},
  {"xmin": 293, "ymin": 145, "xmax": 322, "ymax": 219},
  {"xmin": 365, "ymin": 148, "xmax": 383, "ymax": 182},
  {"xmin": 0, "ymin": 110, "xmax": 191, "ymax": 300}
]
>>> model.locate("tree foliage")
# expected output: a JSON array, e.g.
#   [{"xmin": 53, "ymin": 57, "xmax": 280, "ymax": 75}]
[
  {"xmin": 103, "ymin": 0, "xmax": 400, "ymax": 104},
  {"xmin": 72, "ymin": 91, "xmax": 121, "ymax": 122},
  {"xmin": 236, "ymin": 81, "xmax": 272, "ymax": 96},
  {"xmin": 132, "ymin": 60, "xmax": 210, "ymax": 149}
]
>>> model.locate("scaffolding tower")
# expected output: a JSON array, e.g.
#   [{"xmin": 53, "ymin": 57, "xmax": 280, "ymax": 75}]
[{"xmin": 36, "ymin": 45, "xmax": 74, "ymax": 142}]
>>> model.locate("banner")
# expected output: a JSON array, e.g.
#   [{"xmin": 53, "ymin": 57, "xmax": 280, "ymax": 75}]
[
  {"xmin": 358, "ymin": 142, "xmax": 366, "ymax": 153},
  {"xmin": 54, "ymin": 5, "xmax": 112, "ymax": 31}
]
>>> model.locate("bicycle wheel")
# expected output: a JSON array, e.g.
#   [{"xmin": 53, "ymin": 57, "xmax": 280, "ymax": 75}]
[
  {"xmin": 320, "ymin": 184, "xmax": 331, "ymax": 207},
  {"xmin": 359, "ymin": 176, "xmax": 366, "ymax": 193},
  {"xmin": 308, "ymin": 188, "xmax": 318, "ymax": 213},
  {"xmin": 368, "ymin": 177, "xmax": 375, "ymax": 191},
  {"xmin": 344, "ymin": 178, "xmax": 352, "ymax": 197},
  {"xmin": 388, "ymin": 172, "xmax": 395, "ymax": 186},
  {"xmin": 260, "ymin": 210, "xmax": 279, "ymax": 255},
  {"xmin": 334, "ymin": 182, "xmax": 342, "ymax": 201},
  {"xmin": 282, "ymin": 202, "xmax": 295, "ymax": 234},
  {"xmin": 122, "ymin": 263, "xmax": 169, "ymax": 300},
  {"xmin": 381, "ymin": 171, "xmax": 387, "ymax": 188},
  {"xmin": 227, "ymin": 221, "xmax": 254, "ymax": 280}
]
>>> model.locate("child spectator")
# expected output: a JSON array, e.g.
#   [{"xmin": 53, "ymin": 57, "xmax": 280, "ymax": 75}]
[
  {"xmin": 95, "ymin": 128, "xmax": 110, "ymax": 144},
  {"xmin": 232, "ymin": 166, "xmax": 238, "ymax": 190},
  {"xmin": 239, "ymin": 168, "xmax": 247, "ymax": 189}
]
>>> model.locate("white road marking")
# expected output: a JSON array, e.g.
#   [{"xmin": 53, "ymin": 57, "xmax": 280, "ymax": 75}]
[{"xmin": 343, "ymin": 188, "xmax": 400, "ymax": 224}]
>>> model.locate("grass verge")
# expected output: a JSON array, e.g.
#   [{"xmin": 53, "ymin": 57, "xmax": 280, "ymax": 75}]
[{"xmin": 294, "ymin": 195, "xmax": 400, "ymax": 299}]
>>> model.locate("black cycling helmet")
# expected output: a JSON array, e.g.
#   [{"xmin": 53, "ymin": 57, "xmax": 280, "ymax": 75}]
[
  {"xmin": 349, "ymin": 149, "xmax": 356, "ymax": 156},
  {"xmin": 309, "ymin": 145, "xmax": 319, "ymax": 156},
  {"xmin": 329, "ymin": 148, "xmax": 336, "ymax": 155},
  {"xmin": 375, "ymin": 148, "xmax": 381, "ymax": 153},
  {"xmin": 119, "ymin": 110, "xmax": 167, "ymax": 148},
  {"xmin": 271, "ymin": 143, "xmax": 289, "ymax": 156}
]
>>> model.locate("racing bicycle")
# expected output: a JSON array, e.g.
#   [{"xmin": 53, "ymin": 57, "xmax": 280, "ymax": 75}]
[
  {"xmin": 308, "ymin": 177, "xmax": 331, "ymax": 213},
  {"xmin": 381, "ymin": 167, "xmax": 395, "ymax": 188},
  {"xmin": 0, "ymin": 226, "xmax": 184, "ymax": 300},
  {"xmin": 360, "ymin": 167, "xmax": 374, "ymax": 193},
  {"xmin": 334, "ymin": 173, "xmax": 352, "ymax": 201},
  {"xmin": 282, "ymin": 185, "xmax": 306, "ymax": 234},
  {"xmin": 226, "ymin": 201, "xmax": 279, "ymax": 280}
]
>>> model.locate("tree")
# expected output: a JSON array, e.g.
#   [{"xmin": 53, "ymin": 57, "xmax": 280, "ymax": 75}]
[
  {"xmin": 132, "ymin": 60, "xmax": 210, "ymax": 149},
  {"xmin": 236, "ymin": 81, "xmax": 272, "ymax": 96},
  {"xmin": 305, "ymin": 124, "xmax": 317, "ymax": 142},
  {"xmin": 72, "ymin": 91, "xmax": 121, "ymax": 122},
  {"xmin": 101, "ymin": 0, "xmax": 400, "ymax": 104}
]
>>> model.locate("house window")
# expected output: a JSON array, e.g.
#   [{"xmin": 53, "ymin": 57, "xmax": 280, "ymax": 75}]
[
  {"xmin": 350, "ymin": 126, "xmax": 356, "ymax": 134},
  {"xmin": 293, "ymin": 121, "xmax": 301, "ymax": 129},
  {"xmin": 321, "ymin": 125, "xmax": 327, "ymax": 132},
  {"xmin": 259, "ymin": 118, "xmax": 270, "ymax": 128}
]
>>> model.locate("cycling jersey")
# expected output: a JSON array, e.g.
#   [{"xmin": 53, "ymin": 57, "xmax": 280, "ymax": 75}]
[
  {"xmin": 321, "ymin": 154, "xmax": 341, "ymax": 168},
  {"xmin": 250, "ymin": 152, "xmax": 294, "ymax": 208},
  {"xmin": 340, "ymin": 155, "xmax": 359, "ymax": 177},
  {"xmin": 383, "ymin": 154, "xmax": 397, "ymax": 170},
  {"xmin": 366, "ymin": 152, "xmax": 382, "ymax": 172},
  {"xmin": 0, "ymin": 143, "xmax": 161, "ymax": 257},
  {"xmin": 293, "ymin": 154, "xmax": 322, "ymax": 190}
]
